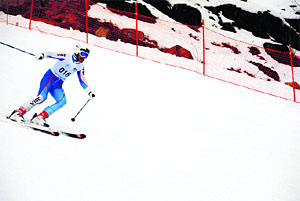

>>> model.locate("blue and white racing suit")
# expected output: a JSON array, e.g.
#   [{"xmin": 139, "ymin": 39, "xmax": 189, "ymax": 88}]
[{"xmin": 20, "ymin": 51, "xmax": 92, "ymax": 117}]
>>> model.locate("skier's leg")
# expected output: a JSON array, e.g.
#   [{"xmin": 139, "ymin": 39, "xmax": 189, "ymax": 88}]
[
  {"xmin": 17, "ymin": 94, "xmax": 45, "ymax": 115},
  {"xmin": 9, "ymin": 70, "xmax": 53, "ymax": 121},
  {"xmin": 44, "ymin": 88, "xmax": 67, "ymax": 116},
  {"xmin": 33, "ymin": 87, "xmax": 66, "ymax": 125}
]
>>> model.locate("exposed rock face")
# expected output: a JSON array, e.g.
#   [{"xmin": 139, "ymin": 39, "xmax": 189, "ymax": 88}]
[
  {"xmin": 91, "ymin": 0, "xmax": 157, "ymax": 23},
  {"xmin": 211, "ymin": 42, "xmax": 241, "ymax": 54},
  {"xmin": 95, "ymin": 27, "xmax": 110, "ymax": 38},
  {"xmin": 0, "ymin": 0, "xmax": 32, "ymax": 18},
  {"xmin": 285, "ymin": 18, "xmax": 300, "ymax": 33},
  {"xmin": 205, "ymin": 4, "xmax": 300, "ymax": 51},
  {"xmin": 93, "ymin": 21, "xmax": 158, "ymax": 47},
  {"xmin": 285, "ymin": 81, "xmax": 300, "ymax": 90},
  {"xmin": 263, "ymin": 43, "xmax": 300, "ymax": 67},
  {"xmin": 122, "ymin": 28, "xmax": 145, "ymax": 41},
  {"xmin": 92, "ymin": 0, "xmax": 202, "ymax": 28},
  {"xmin": 248, "ymin": 46, "xmax": 266, "ymax": 61},
  {"xmin": 227, "ymin": 67, "xmax": 255, "ymax": 78},
  {"xmin": 249, "ymin": 61, "xmax": 280, "ymax": 81},
  {"xmin": 160, "ymin": 45, "xmax": 193, "ymax": 60},
  {"xmin": 144, "ymin": 0, "xmax": 202, "ymax": 29},
  {"xmin": 1, "ymin": 0, "xmax": 297, "ymax": 68}
]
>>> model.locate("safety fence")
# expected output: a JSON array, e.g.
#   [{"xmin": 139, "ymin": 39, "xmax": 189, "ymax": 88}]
[{"xmin": 1, "ymin": 0, "xmax": 300, "ymax": 103}]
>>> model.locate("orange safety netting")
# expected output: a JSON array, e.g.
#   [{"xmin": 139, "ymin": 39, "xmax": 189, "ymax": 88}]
[{"xmin": 1, "ymin": 0, "xmax": 299, "ymax": 102}]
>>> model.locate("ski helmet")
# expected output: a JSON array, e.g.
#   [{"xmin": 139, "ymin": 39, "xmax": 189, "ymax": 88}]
[{"xmin": 74, "ymin": 44, "xmax": 90, "ymax": 63}]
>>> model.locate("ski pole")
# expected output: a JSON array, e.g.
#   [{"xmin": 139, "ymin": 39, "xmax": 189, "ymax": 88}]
[
  {"xmin": 0, "ymin": 41, "xmax": 35, "ymax": 56},
  {"xmin": 71, "ymin": 98, "xmax": 91, "ymax": 122}
]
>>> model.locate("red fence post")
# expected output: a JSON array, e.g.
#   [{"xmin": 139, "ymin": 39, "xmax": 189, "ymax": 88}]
[
  {"xmin": 29, "ymin": 0, "xmax": 34, "ymax": 29},
  {"xmin": 85, "ymin": 0, "xmax": 89, "ymax": 44},
  {"xmin": 289, "ymin": 44, "xmax": 296, "ymax": 102},
  {"xmin": 135, "ymin": 2, "xmax": 138, "ymax": 57},
  {"xmin": 6, "ymin": 0, "xmax": 8, "ymax": 25},
  {"xmin": 202, "ymin": 19, "xmax": 205, "ymax": 76}
]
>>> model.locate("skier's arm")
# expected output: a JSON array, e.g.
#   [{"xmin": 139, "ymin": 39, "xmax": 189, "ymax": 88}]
[
  {"xmin": 35, "ymin": 51, "xmax": 67, "ymax": 61},
  {"xmin": 77, "ymin": 68, "xmax": 95, "ymax": 99}
]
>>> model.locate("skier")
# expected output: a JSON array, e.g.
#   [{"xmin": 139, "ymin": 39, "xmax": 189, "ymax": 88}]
[{"xmin": 8, "ymin": 44, "xmax": 95, "ymax": 127}]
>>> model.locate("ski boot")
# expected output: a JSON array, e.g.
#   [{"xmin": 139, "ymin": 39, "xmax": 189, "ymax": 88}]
[
  {"xmin": 31, "ymin": 111, "xmax": 49, "ymax": 127},
  {"xmin": 8, "ymin": 109, "xmax": 25, "ymax": 123}
]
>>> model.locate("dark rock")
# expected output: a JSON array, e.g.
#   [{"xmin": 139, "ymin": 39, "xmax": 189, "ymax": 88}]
[
  {"xmin": 249, "ymin": 61, "xmax": 280, "ymax": 81},
  {"xmin": 220, "ymin": 22, "xmax": 236, "ymax": 33},
  {"xmin": 0, "ymin": 0, "xmax": 32, "ymax": 18},
  {"xmin": 211, "ymin": 42, "xmax": 241, "ymax": 54},
  {"xmin": 118, "ymin": 28, "xmax": 158, "ymax": 48},
  {"xmin": 249, "ymin": 46, "xmax": 261, "ymax": 55},
  {"xmin": 248, "ymin": 46, "xmax": 265, "ymax": 60},
  {"xmin": 227, "ymin": 67, "xmax": 255, "ymax": 78},
  {"xmin": 160, "ymin": 45, "xmax": 194, "ymax": 60},
  {"xmin": 285, "ymin": 18, "xmax": 300, "ymax": 33},
  {"xmin": 285, "ymin": 81, "xmax": 300, "ymax": 90},
  {"xmin": 263, "ymin": 43, "xmax": 300, "ymax": 67},
  {"xmin": 91, "ymin": 0, "xmax": 156, "ymax": 23},
  {"xmin": 227, "ymin": 67, "xmax": 242, "ymax": 73},
  {"xmin": 205, "ymin": 4, "xmax": 300, "ymax": 51},
  {"xmin": 144, "ymin": 0, "xmax": 202, "ymax": 30}
]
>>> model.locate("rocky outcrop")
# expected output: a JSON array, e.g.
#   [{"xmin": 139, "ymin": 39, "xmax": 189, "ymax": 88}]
[
  {"xmin": 248, "ymin": 46, "xmax": 266, "ymax": 60},
  {"xmin": 285, "ymin": 81, "xmax": 300, "ymax": 90},
  {"xmin": 205, "ymin": 4, "xmax": 300, "ymax": 51},
  {"xmin": 249, "ymin": 61, "xmax": 280, "ymax": 81},
  {"xmin": 95, "ymin": 27, "xmax": 110, "ymax": 38},
  {"xmin": 160, "ymin": 45, "xmax": 193, "ymax": 60},
  {"xmin": 120, "ymin": 28, "xmax": 158, "ymax": 48},
  {"xmin": 211, "ymin": 42, "xmax": 241, "ymax": 54},
  {"xmin": 144, "ymin": 0, "xmax": 202, "ymax": 30},
  {"xmin": 94, "ymin": 22, "xmax": 158, "ymax": 48},
  {"xmin": 227, "ymin": 67, "xmax": 255, "ymax": 78},
  {"xmin": 263, "ymin": 43, "xmax": 300, "ymax": 67},
  {"xmin": 122, "ymin": 28, "xmax": 145, "ymax": 42},
  {"xmin": 92, "ymin": 0, "xmax": 157, "ymax": 23}
]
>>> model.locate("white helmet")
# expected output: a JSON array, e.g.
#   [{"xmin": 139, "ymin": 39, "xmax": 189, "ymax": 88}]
[{"xmin": 74, "ymin": 44, "xmax": 90, "ymax": 63}]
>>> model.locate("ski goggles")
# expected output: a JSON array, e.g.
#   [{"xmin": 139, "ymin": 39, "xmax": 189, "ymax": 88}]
[
  {"xmin": 77, "ymin": 52, "xmax": 89, "ymax": 63},
  {"xmin": 80, "ymin": 51, "xmax": 89, "ymax": 58}
]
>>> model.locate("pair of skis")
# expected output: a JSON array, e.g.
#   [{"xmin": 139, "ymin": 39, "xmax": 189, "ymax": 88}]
[{"xmin": 2, "ymin": 117, "xmax": 86, "ymax": 139}]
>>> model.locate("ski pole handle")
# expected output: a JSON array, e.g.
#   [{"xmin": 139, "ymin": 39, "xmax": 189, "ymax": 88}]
[{"xmin": 71, "ymin": 98, "xmax": 91, "ymax": 122}]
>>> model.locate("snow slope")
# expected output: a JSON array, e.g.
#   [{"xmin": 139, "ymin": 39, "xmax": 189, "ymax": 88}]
[{"xmin": 1, "ymin": 22, "xmax": 300, "ymax": 201}]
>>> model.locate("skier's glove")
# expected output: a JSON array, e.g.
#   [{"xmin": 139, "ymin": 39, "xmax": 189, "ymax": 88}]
[
  {"xmin": 85, "ymin": 87, "xmax": 95, "ymax": 100},
  {"xmin": 35, "ymin": 52, "xmax": 45, "ymax": 60},
  {"xmin": 88, "ymin": 91, "xmax": 96, "ymax": 100}
]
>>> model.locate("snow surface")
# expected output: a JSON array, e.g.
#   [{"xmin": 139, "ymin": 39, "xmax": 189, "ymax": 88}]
[{"xmin": 1, "ymin": 19, "xmax": 300, "ymax": 201}]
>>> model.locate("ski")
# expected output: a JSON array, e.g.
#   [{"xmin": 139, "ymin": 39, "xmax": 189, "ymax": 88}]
[
  {"xmin": 58, "ymin": 131, "xmax": 86, "ymax": 139},
  {"xmin": 29, "ymin": 124, "xmax": 86, "ymax": 139},
  {"xmin": 1, "ymin": 116, "xmax": 86, "ymax": 139},
  {"xmin": 29, "ymin": 125, "xmax": 60, "ymax": 136}
]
